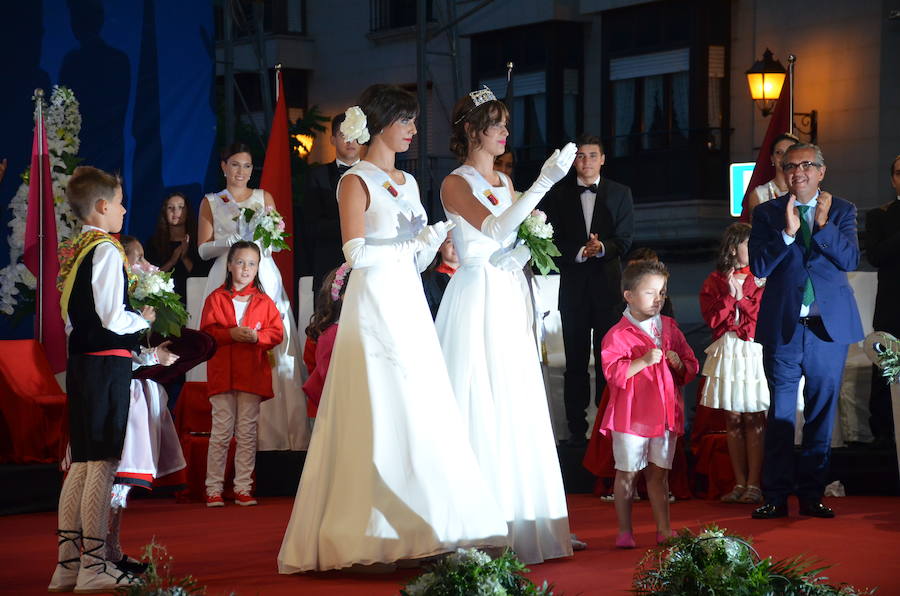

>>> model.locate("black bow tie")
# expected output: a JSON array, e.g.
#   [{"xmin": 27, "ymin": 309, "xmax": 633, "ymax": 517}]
[
  {"xmin": 337, "ymin": 164, "xmax": 351, "ymax": 174},
  {"xmin": 578, "ymin": 183, "xmax": 598, "ymax": 193}
]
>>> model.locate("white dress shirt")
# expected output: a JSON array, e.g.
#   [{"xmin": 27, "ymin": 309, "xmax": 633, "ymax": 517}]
[
  {"xmin": 781, "ymin": 192, "xmax": 819, "ymax": 318},
  {"xmin": 574, "ymin": 176, "xmax": 606, "ymax": 263}
]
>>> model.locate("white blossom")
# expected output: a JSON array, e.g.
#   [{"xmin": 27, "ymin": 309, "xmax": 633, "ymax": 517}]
[{"xmin": 340, "ymin": 106, "xmax": 370, "ymax": 144}]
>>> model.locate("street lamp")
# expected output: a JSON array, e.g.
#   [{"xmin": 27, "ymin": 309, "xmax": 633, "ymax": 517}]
[
  {"xmin": 293, "ymin": 133, "xmax": 314, "ymax": 159},
  {"xmin": 745, "ymin": 48, "xmax": 786, "ymax": 116}
]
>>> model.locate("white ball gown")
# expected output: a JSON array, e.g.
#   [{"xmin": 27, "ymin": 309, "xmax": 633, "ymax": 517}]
[
  {"xmin": 202, "ymin": 189, "xmax": 310, "ymax": 451},
  {"xmin": 277, "ymin": 161, "xmax": 509, "ymax": 573},
  {"xmin": 435, "ymin": 165, "xmax": 573, "ymax": 564}
]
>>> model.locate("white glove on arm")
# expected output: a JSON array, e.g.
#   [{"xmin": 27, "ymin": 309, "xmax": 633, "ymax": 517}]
[
  {"xmin": 343, "ymin": 221, "xmax": 455, "ymax": 269},
  {"xmin": 414, "ymin": 221, "xmax": 455, "ymax": 273},
  {"xmin": 198, "ymin": 233, "xmax": 242, "ymax": 260},
  {"xmin": 489, "ymin": 242, "xmax": 532, "ymax": 272},
  {"xmin": 481, "ymin": 142, "xmax": 576, "ymax": 241}
]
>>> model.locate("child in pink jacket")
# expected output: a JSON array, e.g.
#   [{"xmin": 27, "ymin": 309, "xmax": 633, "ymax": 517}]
[{"xmin": 599, "ymin": 260, "xmax": 698, "ymax": 548}]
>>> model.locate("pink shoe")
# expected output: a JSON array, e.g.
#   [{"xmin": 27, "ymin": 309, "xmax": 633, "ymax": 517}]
[
  {"xmin": 656, "ymin": 530, "xmax": 676, "ymax": 544},
  {"xmin": 615, "ymin": 532, "xmax": 636, "ymax": 549}
]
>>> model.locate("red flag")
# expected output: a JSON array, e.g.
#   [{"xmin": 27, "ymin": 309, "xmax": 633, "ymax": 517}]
[
  {"xmin": 739, "ymin": 80, "xmax": 792, "ymax": 221},
  {"xmin": 23, "ymin": 113, "xmax": 67, "ymax": 373},
  {"xmin": 260, "ymin": 70, "xmax": 295, "ymax": 304}
]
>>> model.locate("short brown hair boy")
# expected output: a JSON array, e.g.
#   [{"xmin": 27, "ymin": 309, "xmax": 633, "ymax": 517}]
[
  {"xmin": 66, "ymin": 166, "xmax": 122, "ymax": 221},
  {"xmin": 622, "ymin": 259, "xmax": 669, "ymax": 292}
]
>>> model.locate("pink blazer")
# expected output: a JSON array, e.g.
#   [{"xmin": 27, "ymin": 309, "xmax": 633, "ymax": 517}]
[{"xmin": 599, "ymin": 315, "xmax": 698, "ymax": 438}]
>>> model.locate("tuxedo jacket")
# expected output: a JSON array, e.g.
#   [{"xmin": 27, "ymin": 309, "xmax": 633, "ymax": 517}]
[
  {"xmin": 302, "ymin": 161, "xmax": 344, "ymax": 292},
  {"xmin": 749, "ymin": 193, "xmax": 864, "ymax": 346},
  {"xmin": 543, "ymin": 176, "xmax": 634, "ymax": 313},
  {"xmin": 865, "ymin": 199, "xmax": 900, "ymax": 335}
]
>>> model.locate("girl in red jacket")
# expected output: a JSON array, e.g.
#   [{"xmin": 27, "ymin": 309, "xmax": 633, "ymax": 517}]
[
  {"xmin": 699, "ymin": 223, "xmax": 769, "ymax": 504},
  {"xmin": 302, "ymin": 263, "xmax": 349, "ymax": 417},
  {"xmin": 200, "ymin": 241, "xmax": 284, "ymax": 507},
  {"xmin": 600, "ymin": 260, "xmax": 698, "ymax": 548}
]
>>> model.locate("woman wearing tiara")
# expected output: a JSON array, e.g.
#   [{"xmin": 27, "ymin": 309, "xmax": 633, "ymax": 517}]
[
  {"xmin": 197, "ymin": 143, "xmax": 309, "ymax": 452},
  {"xmin": 435, "ymin": 88, "xmax": 576, "ymax": 564},
  {"xmin": 277, "ymin": 84, "xmax": 509, "ymax": 573}
]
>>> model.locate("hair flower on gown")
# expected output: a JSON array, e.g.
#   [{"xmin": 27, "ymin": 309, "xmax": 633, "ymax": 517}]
[{"xmin": 340, "ymin": 106, "xmax": 370, "ymax": 144}]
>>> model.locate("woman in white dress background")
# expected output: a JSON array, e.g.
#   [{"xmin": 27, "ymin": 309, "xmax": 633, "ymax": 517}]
[
  {"xmin": 436, "ymin": 89, "xmax": 576, "ymax": 564},
  {"xmin": 197, "ymin": 143, "xmax": 309, "ymax": 451},
  {"xmin": 745, "ymin": 132, "xmax": 800, "ymax": 217},
  {"xmin": 278, "ymin": 84, "xmax": 508, "ymax": 573}
]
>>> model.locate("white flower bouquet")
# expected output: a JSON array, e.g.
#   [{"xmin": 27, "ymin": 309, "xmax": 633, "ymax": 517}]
[
  {"xmin": 517, "ymin": 209, "xmax": 561, "ymax": 275},
  {"xmin": 234, "ymin": 205, "xmax": 290, "ymax": 252},
  {"xmin": 129, "ymin": 263, "xmax": 188, "ymax": 337},
  {"xmin": 401, "ymin": 548, "xmax": 553, "ymax": 596}
]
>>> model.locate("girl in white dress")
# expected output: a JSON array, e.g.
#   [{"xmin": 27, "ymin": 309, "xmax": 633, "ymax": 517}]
[
  {"xmin": 436, "ymin": 89, "xmax": 576, "ymax": 564},
  {"xmin": 277, "ymin": 85, "xmax": 509, "ymax": 573},
  {"xmin": 197, "ymin": 144, "xmax": 309, "ymax": 452}
]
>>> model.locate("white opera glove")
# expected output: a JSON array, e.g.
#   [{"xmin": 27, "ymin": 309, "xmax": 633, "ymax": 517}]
[
  {"xmin": 198, "ymin": 233, "xmax": 242, "ymax": 260},
  {"xmin": 414, "ymin": 220, "xmax": 455, "ymax": 273},
  {"xmin": 342, "ymin": 222, "xmax": 454, "ymax": 269},
  {"xmin": 254, "ymin": 240, "xmax": 273, "ymax": 259},
  {"xmin": 489, "ymin": 242, "xmax": 532, "ymax": 272},
  {"xmin": 480, "ymin": 143, "xmax": 576, "ymax": 241}
]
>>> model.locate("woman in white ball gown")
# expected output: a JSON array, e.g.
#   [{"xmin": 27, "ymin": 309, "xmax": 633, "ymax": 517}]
[
  {"xmin": 197, "ymin": 143, "xmax": 309, "ymax": 451},
  {"xmin": 435, "ymin": 88, "xmax": 576, "ymax": 564},
  {"xmin": 277, "ymin": 84, "xmax": 508, "ymax": 573}
]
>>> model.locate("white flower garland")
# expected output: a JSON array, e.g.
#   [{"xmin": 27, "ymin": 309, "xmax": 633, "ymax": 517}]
[{"xmin": 0, "ymin": 86, "xmax": 82, "ymax": 315}]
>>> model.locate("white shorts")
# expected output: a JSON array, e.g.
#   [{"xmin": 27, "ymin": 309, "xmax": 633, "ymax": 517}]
[{"xmin": 611, "ymin": 431, "xmax": 676, "ymax": 472}]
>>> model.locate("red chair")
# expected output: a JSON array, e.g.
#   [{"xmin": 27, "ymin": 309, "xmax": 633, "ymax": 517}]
[{"xmin": 0, "ymin": 340, "xmax": 67, "ymax": 464}]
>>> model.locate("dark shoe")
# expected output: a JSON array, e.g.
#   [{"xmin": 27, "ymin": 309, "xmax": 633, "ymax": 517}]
[
  {"xmin": 560, "ymin": 435, "xmax": 587, "ymax": 448},
  {"xmin": 798, "ymin": 501, "xmax": 835, "ymax": 518},
  {"xmin": 115, "ymin": 555, "xmax": 149, "ymax": 575},
  {"xmin": 751, "ymin": 503, "xmax": 788, "ymax": 519}
]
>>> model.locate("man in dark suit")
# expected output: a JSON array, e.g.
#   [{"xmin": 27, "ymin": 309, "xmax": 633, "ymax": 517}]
[
  {"xmin": 543, "ymin": 134, "xmax": 634, "ymax": 446},
  {"xmin": 749, "ymin": 143, "xmax": 864, "ymax": 519},
  {"xmin": 301, "ymin": 113, "xmax": 361, "ymax": 300},
  {"xmin": 864, "ymin": 154, "xmax": 900, "ymax": 447}
]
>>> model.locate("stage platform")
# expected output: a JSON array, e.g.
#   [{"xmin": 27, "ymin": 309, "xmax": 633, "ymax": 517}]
[{"xmin": 2, "ymin": 493, "xmax": 896, "ymax": 595}]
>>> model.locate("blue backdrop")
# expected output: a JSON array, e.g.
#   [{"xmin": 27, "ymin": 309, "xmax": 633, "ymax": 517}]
[{"xmin": 0, "ymin": 0, "xmax": 216, "ymax": 338}]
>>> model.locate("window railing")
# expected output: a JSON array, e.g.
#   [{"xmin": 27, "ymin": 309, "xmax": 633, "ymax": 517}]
[{"xmin": 369, "ymin": 0, "xmax": 433, "ymax": 32}]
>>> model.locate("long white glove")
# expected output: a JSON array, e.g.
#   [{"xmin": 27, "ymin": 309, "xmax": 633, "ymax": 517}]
[
  {"xmin": 414, "ymin": 221, "xmax": 455, "ymax": 273},
  {"xmin": 481, "ymin": 142, "xmax": 577, "ymax": 241},
  {"xmin": 343, "ymin": 221, "xmax": 454, "ymax": 269},
  {"xmin": 198, "ymin": 233, "xmax": 242, "ymax": 261},
  {"xmin": 489, "ymin": 242, "xmax": 532, "ymax": 272}
]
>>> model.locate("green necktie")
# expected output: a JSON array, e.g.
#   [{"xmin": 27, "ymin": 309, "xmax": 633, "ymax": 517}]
[{"xmin": 797, "ymin": 204, "xmax": 815, "ymax": 306}]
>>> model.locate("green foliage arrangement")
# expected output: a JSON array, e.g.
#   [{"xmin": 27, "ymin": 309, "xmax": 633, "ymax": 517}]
[
  {"xmin": 400, "ymin": 548, "xmax": 555, "ymax": 596},
  {"xmin": 632, "ymin": 525, "xmax": 874, "ymax": 596},
  {"xmin": 517, "ymin": 209, "xmax": 561, "ymax": 276},
  {"xmin": 118, "ymin": 540, "xmax": 205, "ymax": 595}
]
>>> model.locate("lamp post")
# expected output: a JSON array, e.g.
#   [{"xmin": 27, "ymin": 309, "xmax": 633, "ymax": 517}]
[{"xmin": 746, "ymin": 50, "xmax": 818, "ymax": 144}]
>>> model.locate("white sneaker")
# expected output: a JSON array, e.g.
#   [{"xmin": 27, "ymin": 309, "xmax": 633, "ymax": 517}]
[{"xmin": 73, "ymin": 561, "xmax": 137, "ymax": 594}]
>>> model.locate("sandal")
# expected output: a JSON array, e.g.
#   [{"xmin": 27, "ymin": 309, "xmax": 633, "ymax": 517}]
[
  {"xmin": 738, "ymin": 485, "xmax": 763, "ymax": 504},
  {"xmin": 720, "ymin": 484, "xmax": 746, "ymax": 503}
]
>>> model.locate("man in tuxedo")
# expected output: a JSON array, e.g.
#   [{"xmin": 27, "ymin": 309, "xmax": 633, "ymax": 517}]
[
  {"xmin": 544, "ymin": 134, "xmax": 634, "ymax": 446},
  {"xmin": 864, "ymin": 154, "xmax": 900, "ymax": 447},
  {"xmin": 749, "ymin": 143, "xmax": 864, "ymax": 519},
  {"xmin": 301, "ymin": 113, "xmax": 361, "ymax": 299}
]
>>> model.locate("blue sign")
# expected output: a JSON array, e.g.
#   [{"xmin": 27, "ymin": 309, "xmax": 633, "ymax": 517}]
[{"xmin": 729, "ymin": 162, "xmax": 756, "ymax": 217}]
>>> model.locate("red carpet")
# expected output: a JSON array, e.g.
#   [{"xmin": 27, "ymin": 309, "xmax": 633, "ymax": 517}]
[{"xmin": 2, "ymin": 494, "xmax": 896, "ymax": 595}]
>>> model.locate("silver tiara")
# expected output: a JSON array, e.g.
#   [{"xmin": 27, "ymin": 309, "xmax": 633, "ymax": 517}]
[{"xmin": 469, "ymin": 86, "xmax": 497, "ymax": 107}]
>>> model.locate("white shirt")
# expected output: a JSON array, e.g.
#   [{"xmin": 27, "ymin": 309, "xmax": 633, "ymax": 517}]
[
  {"xmin": 574, "ymin": 176, "xmax": 607, "ymax": 263},
  {"xmin": 232, "ymin": 298, "xmax": 250, "ymax": 326},
  {"xmin": 624, "ymin": 308, "xmax": 662, "ymax": 348},
  {"xmin": 336, "ymin": 158, "xmax": 359, "ymax": 170},
  {"xmin": 64, "ymin": 225, "xmax": 150, "ymax": 337},
  {"xmin": 781, "ymin": 191, "xmax": 819, "ymax": 317}
]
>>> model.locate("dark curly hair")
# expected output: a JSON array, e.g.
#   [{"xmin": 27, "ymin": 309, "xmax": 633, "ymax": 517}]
[
  {"xmin": 306, "ymin": 265, "xmax": 348, "ymax": 340},
  {"xmin": 716, "ymin": 222, "xmax": 752, "ymax": 273},
  {"xmin": 449, "ymin": 95, "xmax": 509, "ymax": 161},
  {"xmin": 356, "ymin": 84, "xmax": 418, "ymax": 144}
]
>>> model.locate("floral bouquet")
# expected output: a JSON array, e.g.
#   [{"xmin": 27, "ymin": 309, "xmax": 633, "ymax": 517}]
[
  {"xmin": 129, "ymin": 263, "xmax": 188, "ymax": 338},
  {"xmin": 633, "ymin": 524, "xmax": 873, "ymax": 595},
  {"xmin": 517, "ymin": 209, "xmax": 561, "ymax": 276},
  {"xmin": 234, "ymin": 205, "xmax": 290, "ymax": 251},
  {"xmin": 401, "ymin": 548, "xmax": 554, "ymax": 596}
]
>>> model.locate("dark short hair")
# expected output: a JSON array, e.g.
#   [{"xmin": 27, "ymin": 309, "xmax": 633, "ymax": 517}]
[
  {"xmin": 357, "ymin": 84, "xmax": 418, "ymax": 144},
  {"xmin": 769, "ymin": 132, "xmax": 800, "ymax": 156},
  {"xmin": 716, "ymin": 222, "xmax": 752, "ymax": 273},
  {"xmin": 66, "ymin": 165, "xmax": 122, "ymax": 221},
  {"xmin": 331, "ymin": 113, "xmax": 346, "ymax": 135},
  {"xmin": 221, "ymin": 142, "xmax": 253, "ymax": 163},
  {"xmin": 575, "ymin": 133, "xmax": 604, "ymax": 154},
  {"xmin": 891, "ymin": 154, "xmax": 900, "ymax": 176},
  {"xmin": 449, "ymin": 95, "xmax": 509, "ymax": 161},
  {"xmin": 626, "ymin": 247, "xmax": 659, "ymax": 265},
  {"xmin": 622, "ymin": 259, "xmax": 669, "ymax": 292},
  {"xmin": 119, "ymin": 235, "xmax": 139, "ymax": 252}
]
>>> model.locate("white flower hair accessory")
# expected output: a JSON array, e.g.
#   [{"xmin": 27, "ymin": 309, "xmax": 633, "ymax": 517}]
[{"xmin": 340, "ymin": 106, "xmax": 370, "ymax": 144}]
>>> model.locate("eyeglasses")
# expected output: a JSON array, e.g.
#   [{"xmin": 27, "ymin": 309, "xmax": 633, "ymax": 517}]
[{"xmin": 782, "ymin": 161, "xmax": 823, "ymax": 173}]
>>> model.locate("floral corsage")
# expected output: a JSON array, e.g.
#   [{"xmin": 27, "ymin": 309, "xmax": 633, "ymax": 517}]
[{"xmin": 330, "ymin": 262, "xmax": 352, "ymax": 302}]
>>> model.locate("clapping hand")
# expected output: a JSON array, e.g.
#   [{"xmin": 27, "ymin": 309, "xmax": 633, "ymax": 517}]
[
  {"xmin": 666, "ymin": 350, "xmax": 684, "ymax": 372},
  {"xmin": 785, "ymin": 195, "xmax": 800, "ymax": 237},
  {"xmin": 815, "ymin": 191, "xmax": 832, "ymax": 228},
  {"xmin": 583, "ymin": 233, "xmax": 603, "ymax": 258},
  {"xmin": 726, "ymin": 268, "xmax": 743, "ymax": 300}
]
